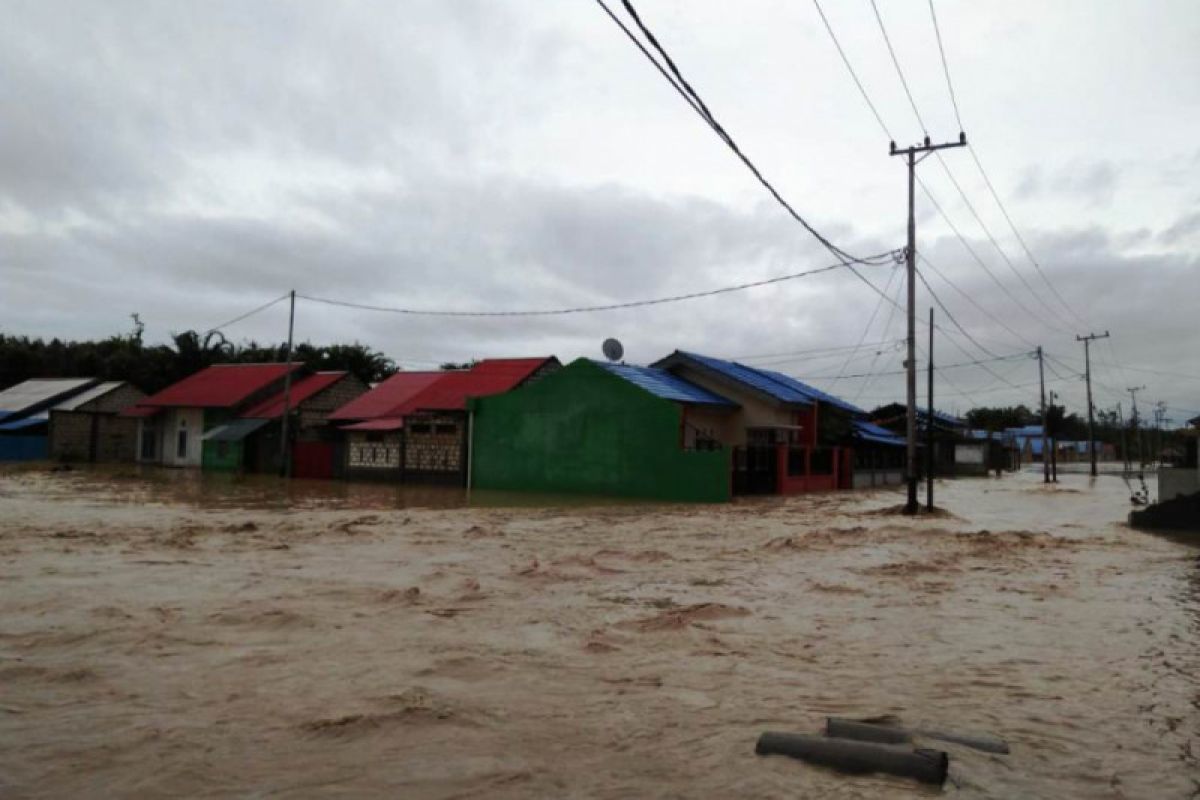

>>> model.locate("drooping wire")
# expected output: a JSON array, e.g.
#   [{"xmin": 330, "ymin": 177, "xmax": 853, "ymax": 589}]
[
  {"xmin": 829, "ymin": 262, "xmax": 902, "ymax": 384},
  {"xmin": 202, "ymin": 293, "xmax": 290, "ymax": 335},
  {"xmin": 297, "ymin": 256, "xmax": 890, "ymax": 317},
  {"xmin": 593, "ymin": 0, "xmax": 893, "ymax": 268}
]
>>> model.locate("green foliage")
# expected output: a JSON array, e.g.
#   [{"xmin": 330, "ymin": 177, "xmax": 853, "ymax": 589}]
[
  {"xmin": 0, "ymin": 327, "xmax": 398, "ymax": 393},
  {"xmin": 963, "ymin": 405, "xmax": 1038, "ymax": 432}
]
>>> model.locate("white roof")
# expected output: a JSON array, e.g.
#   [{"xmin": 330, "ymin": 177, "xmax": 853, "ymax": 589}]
[
  {"xmin": 52, "ymin": 381, "xmax": 125, "ymax": 411},
  {"xmin": 0, "ymin": 378, "xmax": 98, "ymax": 414}
]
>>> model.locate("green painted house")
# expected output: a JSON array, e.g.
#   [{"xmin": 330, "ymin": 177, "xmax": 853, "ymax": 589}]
[{"xmin": 467, "ymin": 358, "xmax": 736, "ymax": 502}]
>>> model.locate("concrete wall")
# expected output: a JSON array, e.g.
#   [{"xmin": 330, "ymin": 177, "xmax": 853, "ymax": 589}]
[
  {"xmin": 470, "ymin": 359, "xmax": 730, "ymax": 502},
  {"xmin": 852, "ymin": 469, "xmax": 904, "ymax": 489},
  {"xmin": 160, "ymin": 408, "xmax": 206, "ymax": 468},
  {"xmin": 345, "ymin": 431, "xmax": 402, "ymax": 480},
  {"xmin": 49, "ymin": 411, "xmax": 140, "ymax": 462},
  {"xmin": 1159, "ymin": 466, "xmax": 1200, "ymax": 501},
  {"xmin": 404, "ymin": 412, "xmax": 466, "ymax": 482},
  {"xmin": 662, "ymin": 363, "xmax": 795, "ymax": 446}
]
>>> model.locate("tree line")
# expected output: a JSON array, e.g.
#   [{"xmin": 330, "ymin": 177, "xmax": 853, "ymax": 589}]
[{"xmin": 0, "ymin": 319, "xmax": 399, "ymax": 395}]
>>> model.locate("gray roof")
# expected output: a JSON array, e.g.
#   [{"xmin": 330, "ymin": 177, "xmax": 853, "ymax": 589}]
[
  {"xmin": 201, "ymin": 417, "xmax": 271, "ymax": 442},
  {"xmin": 51, "ymin": 381, "xmax": 126, "ymax": 412},
  {"xmin": 0, "ymin": 378, "xmax": 99, "ymax": 415}
]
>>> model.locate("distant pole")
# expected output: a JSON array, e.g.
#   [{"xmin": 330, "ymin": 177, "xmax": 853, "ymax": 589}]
[
  {"xmin": 890, "ymin": 132, "xmax": 966, "ymax": 515},
  {"xmin": 1075, "ymin": 331, "xmax": 1109, "ymax": 477},
  {"xmin": 1037, "ymin": 346, "xmax": 1048, "ymax": 484},
  {"xmin": 1049, "ymin": 390, "xmax": 1058, "ymax": 483},
  {"xmin": 1127, "ymin": 385, "xmax": 1146, "ymax": 471},
  {"xmin": 926, "ymin": 307, "xmax": 934, "ymax": 510},
  {"xmin": 1116, "ymin": 403, "xmax": 1129, "ymax": 472},
  {"xmin": 279, "ymin": 289, "xmax": 296, "ymax": 478}
]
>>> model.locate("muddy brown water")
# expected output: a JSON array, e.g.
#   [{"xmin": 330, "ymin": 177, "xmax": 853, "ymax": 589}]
[{"xmin": 0, "ymin": 466, "xmax": 1196, "ymax": 798}]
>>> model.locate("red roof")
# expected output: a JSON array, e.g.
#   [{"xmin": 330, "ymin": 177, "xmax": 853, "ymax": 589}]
[
  {"xmin": 240, "ymin": 372, "xmax": 349, "ymax": 419},
  {"xmin": 139, "ymin": 363, "xmax": 304, "ymax": 409},
  {"xmin": 339, "ymin": 417, "xmax": 405, "ymax": 431},
  {"xmin": 327, "ymin": 372, "xmax": 442, "ymax": 421},
  {"xmin": 391, "ymin": 357, "xmax": 554, "ymax": 415}
]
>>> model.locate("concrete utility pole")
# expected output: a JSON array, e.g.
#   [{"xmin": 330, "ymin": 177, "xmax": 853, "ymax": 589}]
[
  {"xmin": 1049, "ymin": 390, "xmax": 1059, "ymax": 483},
  {"xmin": 891, "ymin": 132, "xmax": 966, "ymax": 514},
  {"xmin": 1116, "ymin": 403, "xmax": 1129, "ymax": 472},
  {"xmin": 1075, "ymin": 331, "xmax": 1109, "ymax": 477},
  {"xmin": 1037, "ymin": 346, "xmax": 1049, "ymax": 484},
  {"xmin": 279, "ymin": 289, "xmax": 296, "ymax": 478},
  {"xmin": 926, "ymin": 307, "xmax": 935, "ymax": 510},
  {"xmin": 1127, "ymin": 385, "xmax": 1146, "ymax": 470}
]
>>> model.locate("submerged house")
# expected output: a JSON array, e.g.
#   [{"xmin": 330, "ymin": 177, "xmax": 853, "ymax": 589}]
[
  {"xmin": 468, "ymin": 358, "xmax": 736, "ymax": 502},
  {"xmin": 124, "ymin": 363, "xmax": 304, "ymax": 468},
  {"xmin": 0, "ymin": 378, "xmax": 106, "ymax": 461},
  {"xmin": 48, "ymin": 381, "xmax": 147, "ymax": 463},
  {"xmin": 330, "ymin": 358, "xmax": 558, "ymax": 484},
  {"xmin": 871, "ymin": 404, "xmax": 966, "ymax": 477},
  {"xmin": 652, "ymin": 351, "xmax": 904, "ymax": 494},
  {"xmin": 216, "ymin": 371, "xmax": 368, "ymax": 477}
]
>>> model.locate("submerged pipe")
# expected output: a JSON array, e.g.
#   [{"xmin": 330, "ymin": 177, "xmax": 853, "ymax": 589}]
[
  {"xmin": 755, "ymin": 732, "xmax": 948, "ymax": 785},
  {"xmin": 826, "ymin": 717, "xmax": 1010, "ymax": 755}
]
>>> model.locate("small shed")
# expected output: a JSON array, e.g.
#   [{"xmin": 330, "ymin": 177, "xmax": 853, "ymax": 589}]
[
  {"xmin": 468, "ymin": 358, "xmax": 735, "ymax": 502},
  {"xmin": 0, "ymin": 378, "xmax": 103, "ymax": 461},
  {"xmin": 48, "ymin": 381, "xmax": 146, "ymax": 462}
]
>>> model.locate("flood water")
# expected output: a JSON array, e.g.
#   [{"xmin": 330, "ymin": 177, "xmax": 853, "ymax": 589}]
[{"xmin": 0, "ymin": 465, "xmax": 1196, "ymax": 798}]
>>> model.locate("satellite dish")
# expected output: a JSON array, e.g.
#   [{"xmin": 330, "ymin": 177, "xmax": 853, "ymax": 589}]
[{"xmin": 602, "ymin": 338, "xmax": 624, "ymax": 363}]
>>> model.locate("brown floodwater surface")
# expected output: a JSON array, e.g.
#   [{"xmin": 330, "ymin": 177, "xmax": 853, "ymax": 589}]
[{"xmin": 0, "ymin": 466, "xmax": 1196, "ymax": 798}]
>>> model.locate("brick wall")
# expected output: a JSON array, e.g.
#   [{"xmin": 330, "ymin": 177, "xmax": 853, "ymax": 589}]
[
  {"xmin": 403, "ymin": 413, "xmax": 464, "ymax": 474},
  {"xmin": 48, "ymin": 411, "xmax": 139, "ymax": 462},
  {"xmin": 297, "ymin": 375, "xmax": 369, "ymax": 440},
  {"xmin": 81, "ymin": 383, "xmax": 146, "ymax": 414}
]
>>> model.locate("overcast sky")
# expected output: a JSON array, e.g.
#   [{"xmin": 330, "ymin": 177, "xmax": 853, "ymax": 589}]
[{"xmin": 2, "ymin": 0, "xmax": 1198, "ymax": 422}]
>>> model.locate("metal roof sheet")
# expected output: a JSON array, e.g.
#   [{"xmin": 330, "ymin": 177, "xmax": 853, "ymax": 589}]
[
  {"xmin": 0, "ymin": 414, "xmax": 49, "ymax": 432},
  {"xmin": 390, "ymin": 357, "xmax": 555, "ymax": 415},
  {"xmin": 339, "ymin": 417, "xmax": 405, "ymax": 431},
  {"xmin": 0, "ymin": 378, "xmax": 99, "ymax": 415},
  {"xmin": 328, "ymin": 372, "xmax": 443, "ymax": 421},
  {"xmin": 51, "ymin": 381, "xmax": 127, "ymax": 412},
  {"xmin": 140, "ymin": 363, "xmax": 302, "ymax": 408},
  {"xmin": 661, "ymin": 352, "xmax": 863, "ymax": 414},
  {"xmin": 594, "ymin": 361, "xmax": 736, "ymax": 406},
  {"xmin": 201, "ymin": 418, "xmax": 271, "ymax": 442},
  {"xmin": 240, "ymin": 372, "xmax": 349, "ymax": 419},
  {"xmin": 852, "ymin": 419, "xmax": 906, "ymax": 446}
]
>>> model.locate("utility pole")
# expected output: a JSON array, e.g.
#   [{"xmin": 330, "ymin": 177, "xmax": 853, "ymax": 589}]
[
  {"xmin": 1075, "ymin": 331, "xmax": 1109, "ymax": 477},
  {"xmin": 926, "ymin": 307, "xmax": 934, "ymax": 510},
  {"xmin": 279, "ymin": 289, "xmax": 296, "ymax": 478},
  {"xmin": 1037, "ymin": 346, "xmax": 1048, "ymax": 484},
  {"xmin": 891, "ymin": 132, "xmax": 966, "ymax": 514},
  {"xmin": 1116, "ymin": 403, "xmax": 1129, "ymax": 472},
  {"xmin": 1049, "ymin": 390, "xmax": 1059, "ymax": 483},
  {"xmin": 1127, "ymin": 385, "xmax": 1146, "ymax": 470}
]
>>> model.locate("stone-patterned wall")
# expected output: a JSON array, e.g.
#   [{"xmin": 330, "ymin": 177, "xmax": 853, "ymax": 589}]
[
  {"xmin": 403, "ymin": 414, "xmax": 464, "ymax": 474},
  {"xmin": 83, "ymin": 383, "xmax": 146, "ymax": 414},
  {"xmin": 347, "ymin": 431, "xmax": 401, "ymax": 469},
  {"xmin": 297, "ymin": 375, "xmax": 369, "ymax": 439},
  {"xmin": 48, "ymin": 411, "xmax": 93, "ymax": 461},
  {"xmin": 48, "ymin": 411, "xmax": 139, "ymax": 462}
]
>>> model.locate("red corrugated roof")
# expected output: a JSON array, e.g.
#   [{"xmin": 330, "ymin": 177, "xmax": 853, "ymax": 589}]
[
  {"xmin": 139, "ymin": 363, "xmax": 304, "ymax": 409},
  {"xmin": 327, "ymin": 372, "xmax": 442, "ymax": 421},
  {"xmin": 391, "ymin": 357, "xmax": 554, "ymax": 415},
  {"xmin": 339, "ymin": 417, "xmax": 405, "ymax": 431},
  {"xmin": 240, "ymin": 372, "xmax": 348, "ymax": 419}
]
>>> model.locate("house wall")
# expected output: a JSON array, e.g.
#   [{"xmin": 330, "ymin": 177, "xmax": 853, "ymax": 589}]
[
  {"xmin": 404, "ymin": 412, "xmax": 466, "ymax": 483},
  {"xmin": 469, "ymin": 359, "xmax": 730, "ymax": 503},
  {"xmin": 48, "ymin": 411, "xmax": 139, "ymax": 462},
  {"xmin": 345, "ymin": 431, "xmax": 403, "ymax": 480},
  {"xmin": 160, "ymin": 408, "xmax": 206, "ymax": 468},
  {"xmin": 954, "ymin": 442, "xmax": 989, "ymax": 476},
  {"xmin": 663, "ymin": 364, "xmax": 796, "ymax": 446},
  {"xmin": 1158, "ymin": 466, "xmax": 1200, "ymax": 501},
  {"xmin": 296, "ymin": 375, "xmax": 369, "ymax": 440}
]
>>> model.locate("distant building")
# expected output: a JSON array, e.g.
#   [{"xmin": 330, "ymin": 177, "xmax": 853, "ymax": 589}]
[{"xmin": 0, "ymin": 378, "xmax": 107, "ymax": 461}]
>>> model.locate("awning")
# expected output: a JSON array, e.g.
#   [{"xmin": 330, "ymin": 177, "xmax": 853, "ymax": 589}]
[
  {"xmin": 202, "ymin": 418, "xmax": 271, "ymax": 442},
  {"xmin": 0, "ymin": 414, "xmax": 49, "ymax": 432},
  {"xmin": 339, "ymin": 417, "xmax": 405, "ymax": 432}
]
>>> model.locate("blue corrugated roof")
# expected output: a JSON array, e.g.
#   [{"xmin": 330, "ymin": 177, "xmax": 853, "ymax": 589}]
[
  {"xmin": 0, "ymin": 413, "xmax": 48, "ymax": 432},
  {"xmin": 852, "ymin": 419, "xmax": 905, "ymax": 446},
  {"xmin": 670, "ymin": 352, "xmax": 864, "ymax": 414},
  {"xmin": 593, "ymin": 361, "xmax": 736, "ymax": 407}
]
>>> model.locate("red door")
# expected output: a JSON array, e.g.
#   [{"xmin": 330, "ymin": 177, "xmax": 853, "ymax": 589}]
[{"xmin": 292, "ymin": 441, "xmax": 335, "ymax": 480}]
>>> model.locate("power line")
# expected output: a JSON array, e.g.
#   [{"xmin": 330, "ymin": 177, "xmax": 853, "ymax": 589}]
[
  {"xmin": 298, "ymin": 256, "xmax": 891, "ymax": 317},
  {"xmin": 915, "ymin": 266, "xmax": 998, "ymax": 358},
  {"xmin": 829, "ymin": 262, "xmax": 903, "ymax": 383},
  {"xmin": 926, "ymin": 0, "xmax": 964, "ymax": 130},
  {"xmin": 593, "ymin": 0, "xmax": 892, "ymax": 268},
  {"xmin": 868, "ymin": 0, "xmax": 927, "ymax": 135},
  {"xmin": 730, "ymin": 338, "xmax": 902, "ymax": 362},
  {"xmin": 203, "ymin": 293, "xmax": 290, "ymax": 335}
]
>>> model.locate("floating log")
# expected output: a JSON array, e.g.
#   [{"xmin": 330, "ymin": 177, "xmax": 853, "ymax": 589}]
[
  {"xmin": 755, "ymin": 732, "xmax": 948, "ymax": 785},
  {"xmin": 825, "ymin": 717, "xmax": 1010, "ymax": 755}
]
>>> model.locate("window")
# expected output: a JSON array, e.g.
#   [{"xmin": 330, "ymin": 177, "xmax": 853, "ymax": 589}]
[
  {"xmin": 434, "ymin": 423, "xmax": 456, "ymax": 436},
  {"xmin": 176, "ymin": 419, "xmax": 188, "ymax": 459},
  {"xmin": 366, "ymin": 433, "xmax": 384, "ymax": 443},
  {"xmin": 409, "ymin": 423, "xmax": 431, "ymax": 435}
]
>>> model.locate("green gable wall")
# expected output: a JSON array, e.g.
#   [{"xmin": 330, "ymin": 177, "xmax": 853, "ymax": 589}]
[
  {"xmin": 469, "ymin": 359, "xmax": 730, "ymax": 503},
  {"xmin": 201, "ymin": 409, "xmax": 242, "ymax": 472}
]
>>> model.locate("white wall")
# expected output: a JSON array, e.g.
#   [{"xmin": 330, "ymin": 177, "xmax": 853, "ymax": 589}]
[{"xmin": 161, "ymin": 408, "xmax": 204, "ymax": 468}]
